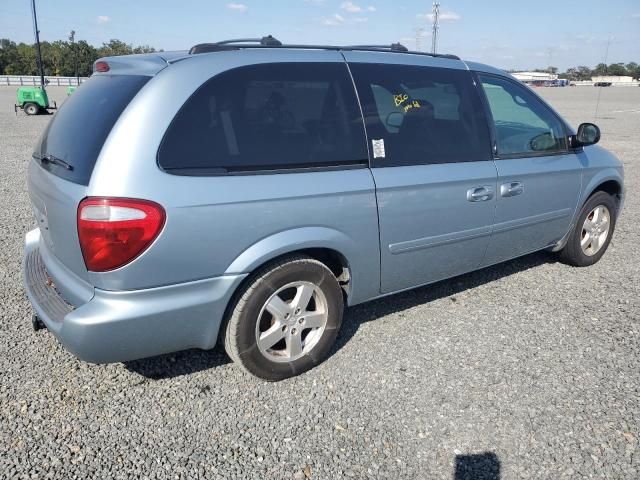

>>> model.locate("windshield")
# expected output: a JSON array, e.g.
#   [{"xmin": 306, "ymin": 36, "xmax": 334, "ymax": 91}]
[{"xmin": 35, "ymin": 75, "xmax": 150, "ymax": 185}]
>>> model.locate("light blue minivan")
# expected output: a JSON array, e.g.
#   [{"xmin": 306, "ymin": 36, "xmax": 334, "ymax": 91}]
[{"xmin": 24, "ymin": 37, "xmax": 624, "ymax": 380}]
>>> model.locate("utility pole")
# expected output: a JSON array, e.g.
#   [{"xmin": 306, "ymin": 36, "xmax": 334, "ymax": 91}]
[
  {"xmin": 30, "ymin": 0, "xmax": 45, "ymax": 88},
  {"xmin": 602, "ymin": 34, "xmax": 612, "ymax": 76},
  {"xmin": 431, "ymin": 2, "xmax": 440, "ymax": 54},
  {"xmin": 69, "ymin": 30, "xmax": 78, "ymax": 84},
  {"xmin": 594, "ymin": 34, "xmax": 613, "ymax": 119}
]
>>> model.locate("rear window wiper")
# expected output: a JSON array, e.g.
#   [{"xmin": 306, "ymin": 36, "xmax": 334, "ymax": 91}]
[{"xmin": 32, "ymin": 153, "xmax": 74, "ymax": 171}]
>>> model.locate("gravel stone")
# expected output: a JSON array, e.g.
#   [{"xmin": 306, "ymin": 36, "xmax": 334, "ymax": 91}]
[{"xmin": 0, "ymin": 86, "xmax": 638, "ymax": 479}]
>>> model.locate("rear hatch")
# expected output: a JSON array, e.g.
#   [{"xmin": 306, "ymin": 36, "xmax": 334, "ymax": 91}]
[{"xmin": 29, "ymin": 74, "xmax": 151, "ymax": 284}]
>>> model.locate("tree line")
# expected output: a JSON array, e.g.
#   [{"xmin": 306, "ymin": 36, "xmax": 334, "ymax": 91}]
[
  {"xmin": 563, "ymin": 63, "xmax": 640, "ymax": 80},
  {"xmin": 0, "ymin": 39, "xmax": 157, "ymax": 77},
  {"xmin": 512, "ymin": 63, "xmax": 640, "ymax": 81},
  {"xmin": 1, "ymin": 37, "xmax": 638, "ymax": 80}
]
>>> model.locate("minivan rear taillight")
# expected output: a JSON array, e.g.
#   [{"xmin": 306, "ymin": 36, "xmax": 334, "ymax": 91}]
[
  {"xmin": 77, "ymin": 198, "xmax": 165, "ymax": 272},
  {"xmin": 95, "ymin": 61, "xmax": 110, "ymax": 72}
]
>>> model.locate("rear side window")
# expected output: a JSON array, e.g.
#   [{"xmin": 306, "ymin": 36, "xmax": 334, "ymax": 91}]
[
  {"xmin": 36, "ymin": 75, "xmax": 149, "ymax": 185},
  {"xmin": 158, "ymin": 62, "xmax": 367, "ymax": 173},
  {"xmin": 349, "ymin": 63, "xmax": 492, "ymax": 167}
]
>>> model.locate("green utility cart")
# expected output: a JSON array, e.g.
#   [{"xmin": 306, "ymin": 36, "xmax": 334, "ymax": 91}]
[
  {"xmin": 14, "ymin": 86, "xmax": 57, "ymax": 115},
  {"xmin": 16, "ymin": 0, "xmax": 59, "ymax": 116}
]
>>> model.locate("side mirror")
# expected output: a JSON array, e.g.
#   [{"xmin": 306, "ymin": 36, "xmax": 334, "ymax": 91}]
[{"xmin": 574, "ymin": 123, "xmax": 600, "ymax": 146}]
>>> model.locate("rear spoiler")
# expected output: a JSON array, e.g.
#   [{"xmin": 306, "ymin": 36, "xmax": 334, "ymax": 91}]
[{"xmin": 92, "ymin": 51, "xmax": 188, "ymax": 76}]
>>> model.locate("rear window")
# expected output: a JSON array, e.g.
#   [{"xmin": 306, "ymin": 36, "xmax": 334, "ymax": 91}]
[
  {"xmin": 158, "ymin": 62, "xmax": 367, "ymax": 173},
  {"xmin": 35, "ymin": 75, "xmax": 150, "ymax": 185}
]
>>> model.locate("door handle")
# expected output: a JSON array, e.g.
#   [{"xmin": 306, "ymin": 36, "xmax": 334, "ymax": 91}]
[
  {"xmin": 500, "ymin": 181, "xmax": 524, "ymax": 197},
  {"xmin": 467, "ymin": 186, "xmax": 494, "ymax": 202}
]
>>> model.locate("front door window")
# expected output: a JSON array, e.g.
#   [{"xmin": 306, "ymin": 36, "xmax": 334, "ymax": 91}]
[{"xmin": 478, "ymin": 74, "xmax": 568, "ymax": 157}]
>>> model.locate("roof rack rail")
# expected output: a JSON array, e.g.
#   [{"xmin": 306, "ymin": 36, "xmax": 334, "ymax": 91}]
[
  {"xmin": 189, "ymin": 35, "xmax": 282, "ymax": 54},
  {"xmin": 347, "ymin": 43, "xmax": 409, "ymax": 52},
  {"xmin": 188, "ymin": 36, "xmax": 460, "ymax": 60}
]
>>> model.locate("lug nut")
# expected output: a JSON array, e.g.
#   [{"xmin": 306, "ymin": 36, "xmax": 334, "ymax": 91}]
[
  {"xmin": 295, "ymin": 308, "xmax": 301, "ymax": 314},
  {"xmin": 291, "ymin": 328, "xmax": 297, "ymax": 334},
  {"xmin": 298, "ymin": 318, "xmax": 304, "ymax": 324}
]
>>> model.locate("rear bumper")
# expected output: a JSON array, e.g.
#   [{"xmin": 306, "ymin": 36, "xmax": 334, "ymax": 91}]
[{"xmin": 23, "ymin": 228, "xmax": 246, "ymax": 363}]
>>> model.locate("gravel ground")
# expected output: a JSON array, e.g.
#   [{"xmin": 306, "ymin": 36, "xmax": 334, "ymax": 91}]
[{"xmin": 0, "ymin": 86, "xmax": 638, "ymax": 480}]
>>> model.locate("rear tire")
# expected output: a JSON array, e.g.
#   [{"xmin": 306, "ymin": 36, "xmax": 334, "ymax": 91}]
[
  {"xmin": 224, "ymin": 255, "xmax": 344, "ymax": 381},
  {"xmin": 557, "ymin": 191, "xmax": 617, "ymax": 267},
  {"xmin": 24, "ymin": 103, "xmax": 39, "ymax": 115}
]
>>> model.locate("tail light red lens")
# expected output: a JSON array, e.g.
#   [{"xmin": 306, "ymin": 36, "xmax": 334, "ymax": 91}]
[
  {"xmin": 77, "ymin": 197, "xmax": 165, "ymax": 272},
  {"xmin": 95, "ymin": 61, "xmax": 110, "ymax": 72}
]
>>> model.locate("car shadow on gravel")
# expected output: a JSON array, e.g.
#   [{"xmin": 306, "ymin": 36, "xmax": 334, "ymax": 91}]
[
  {"xmin": 124, "ymin": 347, "xmax": 231, "ymax": 380},
  {"xmin": 125, "ymin": 250, "xmax": 555, "ymax": 380},
  {"xmin": 333, "ymin": 250, "xmax": 558, "ymax": 354},
  {"xmin": 454, "ymin": 452, "xmax": 501, "ymax": 480}
]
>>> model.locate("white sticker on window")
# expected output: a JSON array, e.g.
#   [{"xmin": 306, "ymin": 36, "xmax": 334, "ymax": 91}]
[{"xmin": 372, "ymin": 138, "xmax": 386, "ymax": 159}]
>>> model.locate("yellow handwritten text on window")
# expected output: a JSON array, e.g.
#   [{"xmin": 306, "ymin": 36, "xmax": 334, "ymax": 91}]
[
  {"xmin": 403, "ymin": 100, "xmax": 421, "ymax": 112},
  {"xmin": 393, "ymin": 94, "xmax": 409, "ymax": 107}
]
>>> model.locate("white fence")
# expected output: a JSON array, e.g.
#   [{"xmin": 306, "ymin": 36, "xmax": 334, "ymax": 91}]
[{"xmin": 0, "ymin": 75, "xmax": 88, "ymax": 87}]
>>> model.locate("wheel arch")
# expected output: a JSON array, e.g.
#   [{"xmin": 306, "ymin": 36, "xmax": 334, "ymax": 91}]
[
  {"xmin": 581, "ymin": 169, "xmax": 623, "ymax": 209},
  {"xmin": 217, "ymin": 230, "xmax": 362, "ymax": 347},
  {"xmin": 223, "ymin": 226, "xmax": 377, "ymax": 306},
  {"xmin": 587, "ymin": 179, "xmax": 622, "ymax": 206},
  {"xmin": 554, "ymin": 172, "xmax": 624, "ymax": 252},
  {"xmin": 225, "ymin": 247, "xmax": 351, "ymax": 309}
]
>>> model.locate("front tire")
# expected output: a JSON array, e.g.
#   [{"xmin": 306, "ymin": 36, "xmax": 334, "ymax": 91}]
[
  {"xmin": 558, "ymin": 191, "xmax": 617, "ymax": 267},
  {"xmin": 224, "ymin": 255, "xmax": 344, "ymax": 381}
]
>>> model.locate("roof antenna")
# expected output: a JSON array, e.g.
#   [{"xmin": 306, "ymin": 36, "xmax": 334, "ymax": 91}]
[{"xmin": 594, "ymin": 34, "xmax": 612, "ymax": 120}]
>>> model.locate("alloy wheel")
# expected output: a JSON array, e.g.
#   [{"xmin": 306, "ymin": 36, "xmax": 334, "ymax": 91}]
[
  {"xmin": 580, "ymin": 205, "xmax": 611, "ymax": 256},
  {"xmin": 255, "ymin": 281, "xmax": 328, "ymax": 362}
]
